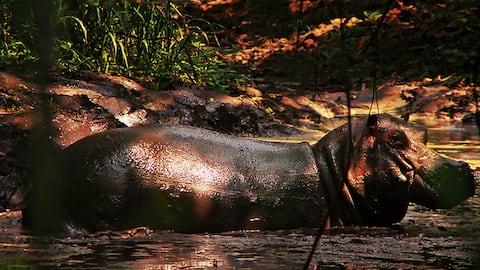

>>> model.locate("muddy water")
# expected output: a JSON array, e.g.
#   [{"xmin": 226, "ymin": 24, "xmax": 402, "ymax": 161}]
[
  {"xmin": 427, "ymin": 127, "xmax": 480, "ymax": 169},
  {"xmin": 1, "ymin": 126, "xmax": 479, "ymax": 269}
]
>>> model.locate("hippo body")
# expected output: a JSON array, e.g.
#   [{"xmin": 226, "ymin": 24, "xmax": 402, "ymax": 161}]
[
  {"xmin": 59, "ymin": 126, "xmax": 326, "ymax": 232},
  {"xmin": 23, "ymin": 114, "xmax": 476, "ymax": 233}
]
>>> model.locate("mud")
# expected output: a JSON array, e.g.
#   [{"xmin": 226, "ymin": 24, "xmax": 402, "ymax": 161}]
[{"xmin": 1, "ymin": 198, "xmax": 479, "ymax": 269}]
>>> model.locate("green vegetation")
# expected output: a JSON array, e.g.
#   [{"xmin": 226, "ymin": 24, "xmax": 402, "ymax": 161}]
[
  {"xmin": 0, "ymin": 0, "xmax": 245, "ymax": 91},
  {"xmin": 1, "ymin": 0, "xmax": 479, "ymax": 91}
]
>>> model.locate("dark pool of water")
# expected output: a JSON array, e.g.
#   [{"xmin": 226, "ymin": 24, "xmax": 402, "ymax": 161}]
[{"xmin": 1, "ymin": 126, "xmax": 479, "ymax": 269}]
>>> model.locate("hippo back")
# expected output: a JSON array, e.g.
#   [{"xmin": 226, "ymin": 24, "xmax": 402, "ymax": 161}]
[{"xmin": 60, "ymin": 125, "xmax": 325, "ymax": 232}]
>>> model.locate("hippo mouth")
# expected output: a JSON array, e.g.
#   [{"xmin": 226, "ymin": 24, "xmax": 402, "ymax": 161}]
[{"xmin": 410, "ymin": 157, "xmax": 476, "ymax": 209}]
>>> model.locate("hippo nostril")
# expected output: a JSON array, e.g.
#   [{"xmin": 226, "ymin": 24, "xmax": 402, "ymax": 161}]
[{"xmin": 457, "ymin": 161, "xmax": 468, "ymax": 168}]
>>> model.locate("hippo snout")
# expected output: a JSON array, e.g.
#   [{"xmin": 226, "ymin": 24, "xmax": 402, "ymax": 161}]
[{"xmin": 411, "ymin": 158, "xmax": 476, "ymax": 209}]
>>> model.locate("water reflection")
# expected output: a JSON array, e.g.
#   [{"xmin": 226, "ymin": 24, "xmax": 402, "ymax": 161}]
[
  {"xmin": 427, "ymin": 127, "xmax": 480, "ymax": 168},
  {"xmin": 22, "ymin": 226, "xmax": 478, "ymax": 269},
  {"xmin": 32, "ymin": 231, "xmax": 316, "ymax": 269}
]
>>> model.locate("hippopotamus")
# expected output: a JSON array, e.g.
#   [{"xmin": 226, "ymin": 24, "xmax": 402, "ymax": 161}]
[{"xmin": 22, "ymin": 114, "xmax": 475, "ymax": 233}]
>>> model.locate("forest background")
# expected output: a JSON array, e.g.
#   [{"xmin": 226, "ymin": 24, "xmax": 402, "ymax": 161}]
[{"xmin": 2, "ymin": 0, "xmax": 480, "ymax": 94}]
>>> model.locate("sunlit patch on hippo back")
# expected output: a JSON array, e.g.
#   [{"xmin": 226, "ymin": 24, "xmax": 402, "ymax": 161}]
[{"xmin": 127, "ymin": 141, "xmax": 232, "ymax": 196}]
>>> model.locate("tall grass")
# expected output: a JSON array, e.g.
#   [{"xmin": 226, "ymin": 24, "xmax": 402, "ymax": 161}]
[
  {"xmin": 0, "ymin": 0, "xmax": 245, "ymax": 91},
  {"xmin": 0, "ymin": 0, "xmax": 38, "ymax": 67}
]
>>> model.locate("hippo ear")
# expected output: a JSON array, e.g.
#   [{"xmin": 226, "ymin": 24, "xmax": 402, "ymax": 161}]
[{"xmin": 367, "ymin": 114, "xmax": 380, "ymax": 135}]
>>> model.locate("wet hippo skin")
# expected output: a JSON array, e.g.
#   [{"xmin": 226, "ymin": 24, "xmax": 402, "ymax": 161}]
[{"xmin": 22, "ymin": 114, "xmax": 476, "ymax": 233}]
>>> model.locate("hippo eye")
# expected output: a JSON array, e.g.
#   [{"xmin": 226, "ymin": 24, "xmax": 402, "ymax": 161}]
[{"xmin": 388, "ymin": 131, "xmax": 408, "ymax": 149}]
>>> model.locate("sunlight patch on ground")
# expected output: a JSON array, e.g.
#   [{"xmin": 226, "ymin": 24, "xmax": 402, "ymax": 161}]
[{"xmin": 224, "ymin": 17, "xmax": 362, "ymax": 66}]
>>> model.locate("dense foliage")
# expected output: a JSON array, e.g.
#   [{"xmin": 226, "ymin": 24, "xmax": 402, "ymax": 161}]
[
  {"xmin": 188, "ymin": 0, "xmax": 480, "ymax": 88},
  {"xmin": 1, "ymin": 0, "xmax": 479, "ymax": 90},
  {"xmin": 0, "ymin": 0, "xmax": 245, "ymax": 91}
]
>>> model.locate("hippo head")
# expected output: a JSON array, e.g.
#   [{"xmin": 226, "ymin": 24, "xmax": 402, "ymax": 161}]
[{"xmin": 314, "ymin": 114, "xmax": 476, "ymax": 226}]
